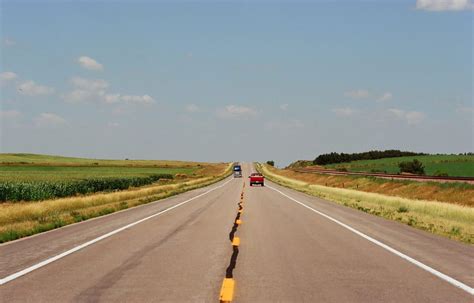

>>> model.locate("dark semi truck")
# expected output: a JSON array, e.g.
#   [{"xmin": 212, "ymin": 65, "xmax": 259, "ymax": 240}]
[{"xmin": 233, "ymin": 164, "xmax": 242, "ymax": 178}]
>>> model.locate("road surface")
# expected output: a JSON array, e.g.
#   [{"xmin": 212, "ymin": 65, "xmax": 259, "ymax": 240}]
[{"xmin": 1, "ymin": 163, "xmax": 473, "ymax": 302}]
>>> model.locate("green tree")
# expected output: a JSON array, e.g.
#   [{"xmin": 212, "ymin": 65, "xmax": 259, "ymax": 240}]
[{"xmin": 399, "ymin": 159, "xmax": 425, "ymax": 175}]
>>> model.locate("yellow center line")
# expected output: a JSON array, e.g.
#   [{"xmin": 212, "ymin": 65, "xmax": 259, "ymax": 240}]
[
  {"xmin": 219, "ymin": 278, "xmax": 235, "ymax": 303},
  {"xmin": 219, "ymin": 180, "xmax": 247, "ymax": 302}
]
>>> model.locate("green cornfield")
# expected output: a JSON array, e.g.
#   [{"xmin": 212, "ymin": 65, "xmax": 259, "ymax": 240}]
[{"xmin": 0, "ymin": 174, "xmax": 173, "ymax": 202}]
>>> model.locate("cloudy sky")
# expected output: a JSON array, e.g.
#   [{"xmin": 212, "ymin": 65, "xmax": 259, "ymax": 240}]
[{"xmin": 1, "ymin": 0, "xmax": 472, "ymax": 166}]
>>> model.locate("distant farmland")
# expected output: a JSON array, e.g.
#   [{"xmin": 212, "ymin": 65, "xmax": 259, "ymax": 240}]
[
  {"xmin": 0, "ymin": 166, "xmax": 194, "ymax": 182},
  {"xmin": 326, "ymin": 155, "xmax": 474, "ymax": 177},
  {"xmin": 0, "ymin": 153, "xmax": 202, "ymax": 167},
  {"xmin": 0, "ymin": 153, "xmax": 216, "ymax": 202}
]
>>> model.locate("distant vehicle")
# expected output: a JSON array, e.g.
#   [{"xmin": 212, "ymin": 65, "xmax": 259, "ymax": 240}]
[
  {"xmin": 233, "ymin": 164, "xmax": 242, "ymax": 178},
  {"xmin": 249, "ymin": 173, "xmax": 264, "ymax": 186}
]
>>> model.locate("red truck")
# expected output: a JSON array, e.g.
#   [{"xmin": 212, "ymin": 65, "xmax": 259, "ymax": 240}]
[{"xmin": 249, "ymin": 173, "xmax": 264, "ymax": 186}]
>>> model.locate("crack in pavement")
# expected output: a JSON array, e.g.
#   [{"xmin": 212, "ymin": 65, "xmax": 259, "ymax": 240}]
[
  {"xmin": 224, "ymin": 187, "xmax": 244, "ymax": 280},
  {"xmin": 219, "ymin": 181, "xmax": 246, "ymax": 303}
]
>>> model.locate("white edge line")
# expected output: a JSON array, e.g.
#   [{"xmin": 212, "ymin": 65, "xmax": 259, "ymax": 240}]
[
  {"xmin": 0, "ymin": 178, "xmax": 234, "ymax": 286},
  {"xmin": 266, "ymin": 184, "xmax": 474, "ymax": 296}
]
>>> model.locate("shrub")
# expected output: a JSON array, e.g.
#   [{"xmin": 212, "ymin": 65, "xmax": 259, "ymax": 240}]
[
  {"xmin": 266, "ymin": 161, "xmax": 275, "ymax": 166},
  {"xmin": 397, "ymin": 206, "xmax": 409, "ymax": 213},
  {"xmin": 399, "ymin": 159, "xmax": 425, "ymax": 175},
  {"xmin": 313, "ymin": 150, "xmax": 426, "ymax": 165}
]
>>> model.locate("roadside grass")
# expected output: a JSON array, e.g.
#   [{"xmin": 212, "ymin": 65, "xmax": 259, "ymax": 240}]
[
  {"xmin": 325, "ymin": 154, "xmax": 474, "ymax": 177},
  {"xmin": 265, "ymin": 166, "xmax": 474, "ymax": 207},
  {"xmin": 258, "ymin": 164, "xmax": 474, "ymax": 244},
  {"xmin": 0, "ymin": 163, "xmax": 232, "ymax": 243}
]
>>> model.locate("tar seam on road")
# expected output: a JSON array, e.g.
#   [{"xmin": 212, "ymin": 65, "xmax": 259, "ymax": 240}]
[
  {"xmin": 266, "ymin": 184, "xmax": 474, "ymax": 296},
  {"xmin": 226, "ymin": 210, "xmax": 241, "ymax": 280},
  {"xmin": 220, "ymin": 181, "xmax": 245, "ymax": 302},
  {"xmin": 0, "ymin": 178, "xmax": 235, "ymax": 286}
]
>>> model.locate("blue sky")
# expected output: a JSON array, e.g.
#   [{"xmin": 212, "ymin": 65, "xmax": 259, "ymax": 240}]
[{"xmin": 1, "ymin": 0, "xmax": 472, "ymax": 166}]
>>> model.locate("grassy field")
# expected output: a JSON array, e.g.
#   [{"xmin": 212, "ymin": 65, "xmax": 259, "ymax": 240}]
[
  {"xmin": 325, "ymin": 154, "xmax": 474, "ymax": 177},
  {"xmin": 258, "ymin": 164, "xmax": 474, "ymax": 244},
  {"xmin": 0, "ymin": 154, "xmax": 223, "ymax": 202},
  {"xmin": 0, "ymin": 153, "xmax": 203, "ymax": 167},
  {"xmin": 0, "ymin": 154, "xmax": 232, "ymax": 242},
  {"xmin": 0, "ymin": 166, "xmax": 194, "ymax": 182},
  {"xmin": 265, "ymin": 164, "xmax": 474, "ymax": 206}
]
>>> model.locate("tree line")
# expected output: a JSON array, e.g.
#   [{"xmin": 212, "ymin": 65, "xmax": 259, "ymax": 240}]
[{"xmin": 313, "ymin": 150, "xmax": 426, "ymax": 165}]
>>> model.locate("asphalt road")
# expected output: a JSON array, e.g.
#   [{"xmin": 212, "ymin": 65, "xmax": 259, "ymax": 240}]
[{"xmin": 1, "ymin": 163, "xmax": 473, "ymax": 302}]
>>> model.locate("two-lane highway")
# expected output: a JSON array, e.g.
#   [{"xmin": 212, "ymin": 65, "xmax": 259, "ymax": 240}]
[{"xmin": 0, "ymin": 163, "xmax": 473, "ymax": 302}]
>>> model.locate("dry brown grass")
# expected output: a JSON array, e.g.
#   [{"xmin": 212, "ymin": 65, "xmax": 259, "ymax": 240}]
[{"xmin": 268, "ymin": 166, "xmax": 474, "ymax": 206}]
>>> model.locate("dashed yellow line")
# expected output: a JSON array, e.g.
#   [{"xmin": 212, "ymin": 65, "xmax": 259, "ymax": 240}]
[
  {"xmin": 219, "ymin": 278, "xmax": 235, "ymax": 303},
  {"xmin": 232, "ymin": 236, "xmax": 240, "ymax": 247},
  {"xmin": 219, "ymin": 180, "xmax": 246, "ymax": 302}
]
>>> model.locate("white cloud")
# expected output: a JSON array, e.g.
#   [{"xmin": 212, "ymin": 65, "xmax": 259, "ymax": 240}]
[
  {"xmin": 102, "ymin": 93, "xmax": 155, "ymax": 105},
  {"xmin": 344, "ymin": 89, "xmax": 370, "ymax": 99},
  {"xmin": 103, "ymin": 94, "xmax": 121, "ymax": 104},
  {"xmin": 217, "ymin": 105, "xmax": 257, "ymax": 119},
  {"xmin": 0, "ymin": 72, "xmax": 18, "ymax": 81},
  {"xmin": 17, "ymin": 81, "xmax": 55, "ymax": 96},
  {"xmin": 0, "ymin": 71, "xmax": 18, "ymax": 82},
  {"xmin": 185, "ymin": 104, "xmax": 200, "ymax": 112},
  {"xmin": 388, "ymin": 108, "xmax": 425, "ymax": 125},
  {"xmin": 416, "ymin": 0, "xmax": 473, "ymax": 11},
  {"xmin": 388, "ymin": 108, "xmax": 405, "ymax": 119},
  {"xmin": 377, "ymin": 92, "xmax": 393, "ymax": 102},
  {"xmin": 344, "ymin": 89, "xmax": 393, "ymax": 102},
  {"xmin": 62, "ymin": 77, "xmax": 108, "ymax": 103},
  {"xmin": 332, "ymin": 107, "xmax": 357, "ymax": 117},
  {"xmin": 280, "ymin": 104, "xmax": 289, "ymax": 110},
  {"xmin": 77, "ymin": 56, "xmax": 104, "ymax": 71},
  {"xmin": 71, "ymin": 77, "xmax": 108, "ymax": 91},
  {"xmin": 4, "ymin": 38, "xmax": 16, "ymax": 47},
  {"xmin": 62, "ymin": 77, "xmax": 154, "ymax": 106},
  {"xmin": 121, "ymin": 95, "xmax": 155, "ymax": 105},
  {"xmin": 0, "ymin": 110, "xmax": 22, "ymax": 119},
  {"xmin": 34, "ymin": 113, "xmax": 66, "ymax": 127}
]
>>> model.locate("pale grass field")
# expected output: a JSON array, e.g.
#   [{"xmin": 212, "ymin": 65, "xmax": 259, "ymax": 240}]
[
  {"xmin": 270, "ymin": 166, "xmax": 474, "ymax": 206},
  {"xmin": 258, "ymin": 164, "xmax": 474, "ymax": 244},
  {"xmin": 0, "ymin": 163, "xmax": 232, "ymax": 243},
  {"xmin": 0, "ymin": 153, "xmax": 208, "ymax": 167}
]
